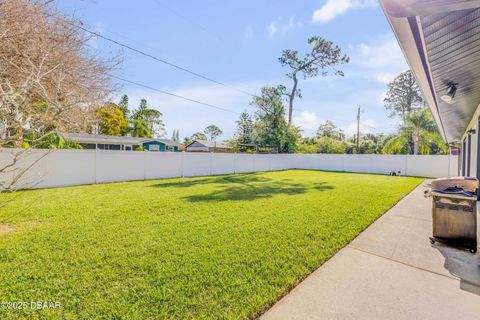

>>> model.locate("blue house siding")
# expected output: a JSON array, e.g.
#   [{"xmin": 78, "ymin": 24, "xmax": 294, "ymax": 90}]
[
  {"xmin": 143, "ymin": 141, "xmax": 167, "ymax": 151},
  {"xmin": 142, "ymin": 141, "xmax": 179, "ymax": 152}
]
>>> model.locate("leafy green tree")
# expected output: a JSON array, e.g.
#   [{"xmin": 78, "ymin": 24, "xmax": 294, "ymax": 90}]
[
  {"xmin": 279, "ymin": 36, "xmax": 349, "ymax": 124},
  {"xmin": 284, "ymin": 125, "xmax": 302, "ymax": 153},
  {"xmin": 234, "ymin": 112, "xmax": 254, "ymax": 144},
  {"xmin": 344, "ymin": 133, "xmax": 385, "ymax": 154},
  {"xmin": 131, "ymin": 119, "xmax": 152, "ymax": 138},
  {"xmin": 183, "ymin": 136, "xmax": 192, "ymax": 147},
  {"xmin": 97, "ymin": 102, "xmax": 129, "ymax": 136},
  {"xmin": 191, "ymin": 132, "xmax": 208, "ymax": 141},
  {"xmin": 384, "ymin": 70, "xmax": 424, "ymax": 128},
  {"xmin": 316, "ymin": 120, "xmax": 345, "ymax": 140},
  {"xmin": 382, "ymin": 108, "xmax": 448, "ymax": 155},
  {"xmin": 251, "ymin": 86, "xmax": 300, "ymax": 153},
  {"xmin": 204, "ymin": 125, "xmax": 223, "ymax": 141},
  {"xmin": 252, "ymin": 86, "xmax": 288, "ymax": 150},
  {"xmin": 297, "ymin": 140, "xmax": 319, "ymax": 154},
  {"xmin": 317, "ymin": 137, "xmax": 346, "ymax": 154},
  {"xmin": 24, "ymin": 132, "xmax": 82, "ymax": 149},
  {"xmin": 131, "ymin": 99, "xmax": 165, "ymax": 138},
  {"xmin": 118, "ymin": 94, "xmax": 129, "ymax": 117}
]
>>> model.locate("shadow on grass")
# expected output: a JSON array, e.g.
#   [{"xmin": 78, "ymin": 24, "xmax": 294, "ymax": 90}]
[{"xmin": 150, "ymin": 174, "xmax": 334, "ymax": 202}]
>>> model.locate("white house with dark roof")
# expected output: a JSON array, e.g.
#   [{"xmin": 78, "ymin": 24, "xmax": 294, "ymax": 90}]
[
  {"xmin": 185, "ymin": 140, "xmax": 230, "ymax": 152},
  {"xmin": 62, "ymin": 133, "xmax": 179, "ymax": 152}
]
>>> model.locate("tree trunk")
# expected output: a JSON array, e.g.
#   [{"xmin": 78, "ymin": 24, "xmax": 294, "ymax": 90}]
[
  {"xmin": 288, "ymin": 74, "xmax": 298, "ymax": 125},
  {"xmin": 412, "ymin": 129, "xmax": 419, "ymax": 155}
]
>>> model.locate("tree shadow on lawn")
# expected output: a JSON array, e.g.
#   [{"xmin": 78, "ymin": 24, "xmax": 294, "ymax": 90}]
[{"xmin": 150, "ymin": 174, "xmax": 334, "ymax": 202}]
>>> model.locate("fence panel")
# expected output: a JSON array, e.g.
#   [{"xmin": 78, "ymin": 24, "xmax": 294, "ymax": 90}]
[
  {"xmin": 182, "ymin": 153, "xmax": 211, "ymax": 177},
  {"xmin": 254, "ymin": 154, "xmax": 270, "ymax": 172},
  {"xmin": 211, "ymin": 153, "xmax": 235, "ymax": 175},
  {"xmin": 270, "ymin": 154, "xmax": 291, "ymax": 171},
  {"xmin": 234, "ymin": 154, "xmax": 255, "ymax": 173},
  {"xmin": 96, "ymin": 150, "xmax": 145, "ymax": 183},
  {"xmin": 370, "ymin": 155, "xmax": 407, "ymax": 175},
  {"xmin": 449, "ymin": 155, "xmax": 459, "ymax": 177},
  {"xmin": 12, "ymin": 150, "xmax": 96, "ymax": 189},
  {"xmin": 344, "ymin": 154, "xmax": 374, "ymax": 173},
  {"xmin": 0, "ymin": 149, "xmax": 458, "ymax": 190},
  {"xmin": 145, "ymin": 152, "xmax": 183, "ymax": 179},
  {"xmin": 309, "ymin": 154, "xmax": 345, "ymax": 171},
  {"xmin": 406, "ymin": 155, "xmax": 452, "ymax": 178},
  {"xmin": 0, "ymin": 150, "xmax": 15, "ymax": 189}
]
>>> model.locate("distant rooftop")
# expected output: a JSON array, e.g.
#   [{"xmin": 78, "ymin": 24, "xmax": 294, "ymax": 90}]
[
  {"xmin": 62, "ymin": 133, "xmax": 179, "ymax": 147},
  {"xmin": 188, "ymin": 140, "xmax": 230, "ymax": 149}
]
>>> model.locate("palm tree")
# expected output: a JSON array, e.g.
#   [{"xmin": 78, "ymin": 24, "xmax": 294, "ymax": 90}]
[
  {"xmin": 131, "ymin": 119, "xmax": 151, "ymax": 138},
  {"xmin": 382, "ymin": 108, "xmax": 448, "ymax": 155}
]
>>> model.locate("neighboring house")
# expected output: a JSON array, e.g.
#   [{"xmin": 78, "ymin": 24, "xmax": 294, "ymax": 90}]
[
  {"xmin": 380, "ymin": 0, "xmax": 480, "ymax": 179},
  {"xmin": 185, "ymin": 140, "xmax": 230, "ymax": 152},
  {"xmin": 62, "ymin": 133, "xmax": 179, "ymax": 152}
]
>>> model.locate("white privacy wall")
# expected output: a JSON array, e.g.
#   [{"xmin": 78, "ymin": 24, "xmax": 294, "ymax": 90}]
[{"xmin": 0, "ymin": 149, "xmax": 458, "ymax": 190}]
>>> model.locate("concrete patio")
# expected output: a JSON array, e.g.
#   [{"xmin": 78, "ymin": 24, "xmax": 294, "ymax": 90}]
[{"xmin": 262, "ymin": 180, "xmax": 480, "ymax": 320}]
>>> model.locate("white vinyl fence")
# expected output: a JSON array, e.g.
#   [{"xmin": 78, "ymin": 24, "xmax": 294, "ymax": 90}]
[{"xmin": 0, "ymin": 149, "xmax": 458, "ymax": 190}]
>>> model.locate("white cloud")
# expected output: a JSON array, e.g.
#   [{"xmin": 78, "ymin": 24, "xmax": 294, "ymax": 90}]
[
  {"xmin": 352, "ymin": 39, "xmax": 405, "ymax": 69},
  {"xmin": 312, "ymin": 0, "xmax": 377, "ymax": 23},
  {"xmin": 374, "ymin": 72, "xmax": 398, "ymax": 84},
  {"xmin": 341, "ymin": 118, "xmax": 377, "ymax": 136},
  {"xmin": 349, "ymin": 36, "xmax": 408, "ymax": 83},
  {"xmin": 267, "ymin": 16, "xmax": 303, "ymax": 38},
  {"xmin": 293, "ymin": 111, "xmax": 323, "ymax": 131},
  {"xmin": 282, "ymin": 16, "xmax": 303, "ymax": 33},
  {"xmin": 268, "ymin": 22, "xmax": 278, "ymax": 38}
]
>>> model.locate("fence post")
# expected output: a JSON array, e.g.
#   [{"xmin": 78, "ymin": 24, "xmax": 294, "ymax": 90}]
[
  {"xmin": 94, "ymin": 148, "xmax": 97, "ymax": 184},
  {"xmin": 181, "ymin": 152, "xmax": 185, "ymax": 178},
  {"xmin": 143, "ymin": 152, "xmax": 147, "ymax": 180},
  {"xmin": 404, "ymin": 155, "xmax": 408, "ymax": 176},
  {"xmin": 210, "ymin": 152, "xmax": 213, "ymax": 176},
  {"xmin": 233, "ymin": 152, "xmax": 236, "ymax": 174}
]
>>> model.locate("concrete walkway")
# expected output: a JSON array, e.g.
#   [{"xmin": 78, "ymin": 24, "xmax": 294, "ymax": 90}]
[{"xmin": 262, "ymin": 181, "xmax": 480, "ymax": 320}]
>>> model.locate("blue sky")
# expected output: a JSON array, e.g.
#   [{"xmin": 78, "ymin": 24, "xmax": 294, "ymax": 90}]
[{"xmin": 56, "ymin": 0, "xmax": 408, "ymax": 140}]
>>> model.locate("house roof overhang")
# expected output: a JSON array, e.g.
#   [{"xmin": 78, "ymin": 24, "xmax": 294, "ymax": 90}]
[
  {"xmin": 62, "ymin": 133, "xmax": 179, "ymax": 147},
  {"xmin": 380, "ymin": 0, "xmax": 480, "ymax": 143}
]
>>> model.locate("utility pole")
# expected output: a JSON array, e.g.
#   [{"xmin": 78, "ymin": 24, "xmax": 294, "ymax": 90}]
[{"xmin": 356, "ymin": 105, "xmax": 361, "ymax": 153}]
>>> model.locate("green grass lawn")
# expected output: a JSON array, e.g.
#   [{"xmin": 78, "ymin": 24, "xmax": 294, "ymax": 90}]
[{"xmin": 0, "ymin": 170, "xmax": 422, "ymax": 319}]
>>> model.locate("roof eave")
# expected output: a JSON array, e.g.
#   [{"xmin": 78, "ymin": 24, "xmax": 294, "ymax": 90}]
[
  {"xmin": 382, "ymin": 0, "xmax": 480, "ymax": 18},
  {"xmin": 379, "ymin": 0, "xmax": 449, "ymax": 143}
]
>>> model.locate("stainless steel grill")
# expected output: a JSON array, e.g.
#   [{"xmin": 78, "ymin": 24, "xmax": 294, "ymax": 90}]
[{"xmin": 428, "ymin": 177, "xmax": 477, "ymax": 253}]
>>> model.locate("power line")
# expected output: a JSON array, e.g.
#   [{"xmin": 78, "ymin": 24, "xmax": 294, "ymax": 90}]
[
  {"xmin": 73, "ymin": 22, "xmax": 256, "ymax": 98},
  {"xmin": 111, "ymin": 75, "xmax": 240, "ymax": 115}
]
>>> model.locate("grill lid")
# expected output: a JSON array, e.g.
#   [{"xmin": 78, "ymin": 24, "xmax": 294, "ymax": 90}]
[{"xmin": 431, "ymin": 177, "xmax": 478, "ymax": 195}]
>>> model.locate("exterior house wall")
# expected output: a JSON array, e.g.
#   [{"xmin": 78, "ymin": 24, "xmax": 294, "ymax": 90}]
[
  {"xmin": 143, "ymin": 141, "xmax": 167, "ymax": 152},
  {"xmin": 186, "ymin": 146, "xmax": 208, "ymax": 152},
  {"xmin": 459, "ymin": 103, "xmax": 480, "ymax": 178}
]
